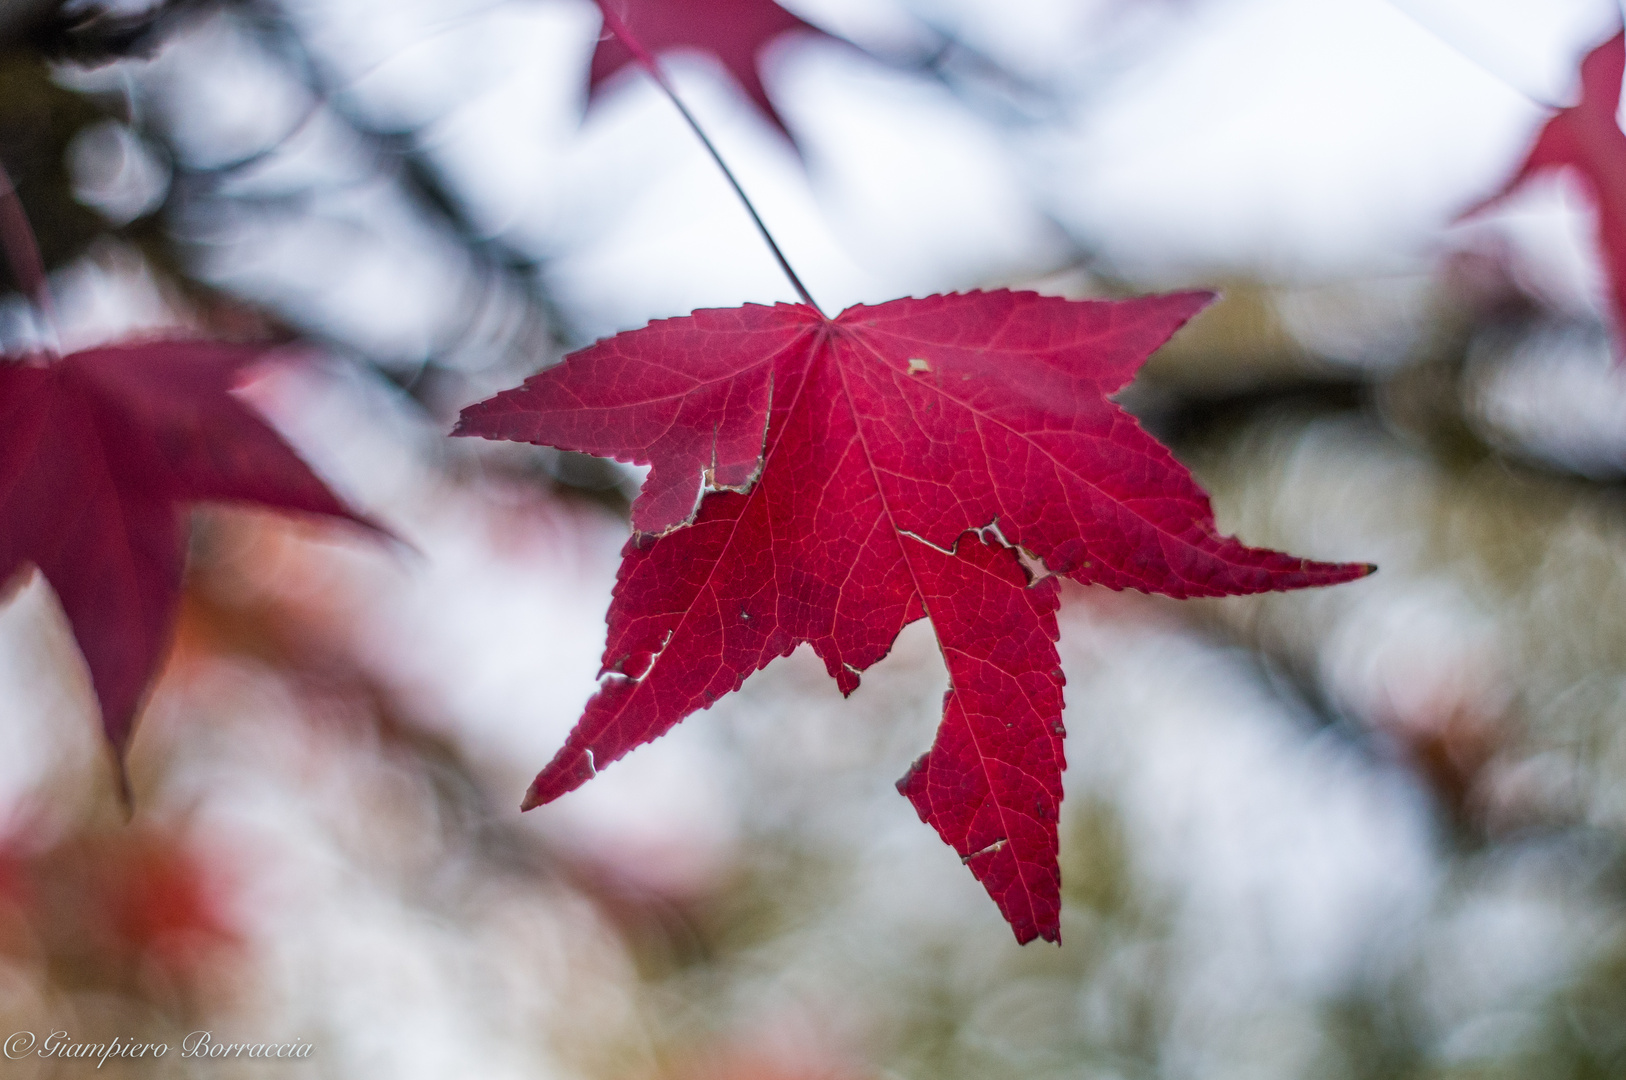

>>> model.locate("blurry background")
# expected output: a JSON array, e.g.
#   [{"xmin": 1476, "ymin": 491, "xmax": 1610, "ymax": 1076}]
[{"xmin": 3, "ymin": 0, "xmax": 1626, "ymax": 1076}]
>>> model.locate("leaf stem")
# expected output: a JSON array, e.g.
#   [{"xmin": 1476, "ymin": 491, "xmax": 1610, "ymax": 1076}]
[
  {"xmin": 0, "ymin": 159, "xmax": 59, "ymax": 356},
  {"xmin": 596, "ymin": 2, "xmax": 825, "ymax": 316}
]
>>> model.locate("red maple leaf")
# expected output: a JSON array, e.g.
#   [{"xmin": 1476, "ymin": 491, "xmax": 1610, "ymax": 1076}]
[
  {"xmin": 457, "ymin": 290, "xmax": 1372, "ymax": 943},
  {"xmin": 0, "ymin": 341, "xmax": 368, "ymax": 779},
  {"xmin": 1473, "ymin": 29, "xmax": 1626, "ymax": 343},
  {"xmin": 586, "ymin": 0, "xmax": 840, "ymax": 139}
]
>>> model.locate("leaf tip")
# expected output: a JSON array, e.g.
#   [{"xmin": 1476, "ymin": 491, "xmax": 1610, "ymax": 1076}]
[
  {"xmin": 1009, "ymin": 917, "xmax": 1060, "ymax": 946},
  {"xmin": 1323, "ymin": 560, "xmax": 1378, "ymax": 584},
  {"xmin": 112, "ymin": 752, "xmax": 135, "ymax": 819},
  {"xmin": 520, "ymin": 775, "xmax": 560, "ymax": 812},
  {"xmin": 1173, "ymin": 288, "xmax": 1221, "ymax": 321},
  {"xmin": 1134, "ymin": 289, "xmax": 1221, "ymax": 345},
  {"xmin": 523, "ymin": 748, "xmax": 598, "ymax": 811},
  {"xmin": 448, "ymin": 408, "xmax": 485, "ymax": 440},
  {"xmin": 895, "ymin": 753, "xmax": 926, "ymax": 800}
]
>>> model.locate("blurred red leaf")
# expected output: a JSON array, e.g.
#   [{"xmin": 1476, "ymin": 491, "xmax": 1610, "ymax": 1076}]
[
  {"xmin": 1473, "ymin": 29, "xmax": 1626, "ymax": 345},
  {"xmin": 587, "ymin": 0, "xmax": 842, "ymax": 139},
  {"xmin": 0, "ymin": 823, "xmax": 240, "ymax": 993},
  {"xmin": 457, "ymin": 290, "xmax": 1372, "ymax": 943},
  {"xmin": 0, "ymin": 341, "xmax": 369, "ymax": 775}
]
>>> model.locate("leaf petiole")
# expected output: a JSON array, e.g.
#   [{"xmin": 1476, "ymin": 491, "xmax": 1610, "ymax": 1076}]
[{"xmin": 595, "ymin": 0, "xmax": 825, "ymax": 316}]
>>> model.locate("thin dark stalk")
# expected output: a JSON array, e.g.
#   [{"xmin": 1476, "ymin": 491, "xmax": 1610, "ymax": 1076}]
[
  {"xmin": 596, "ymin": 2, "xmax": 824, "ymax": 315},
  {"xmin": 0, "ymin": 159, "xmax": 59, "ymax": 354}
]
